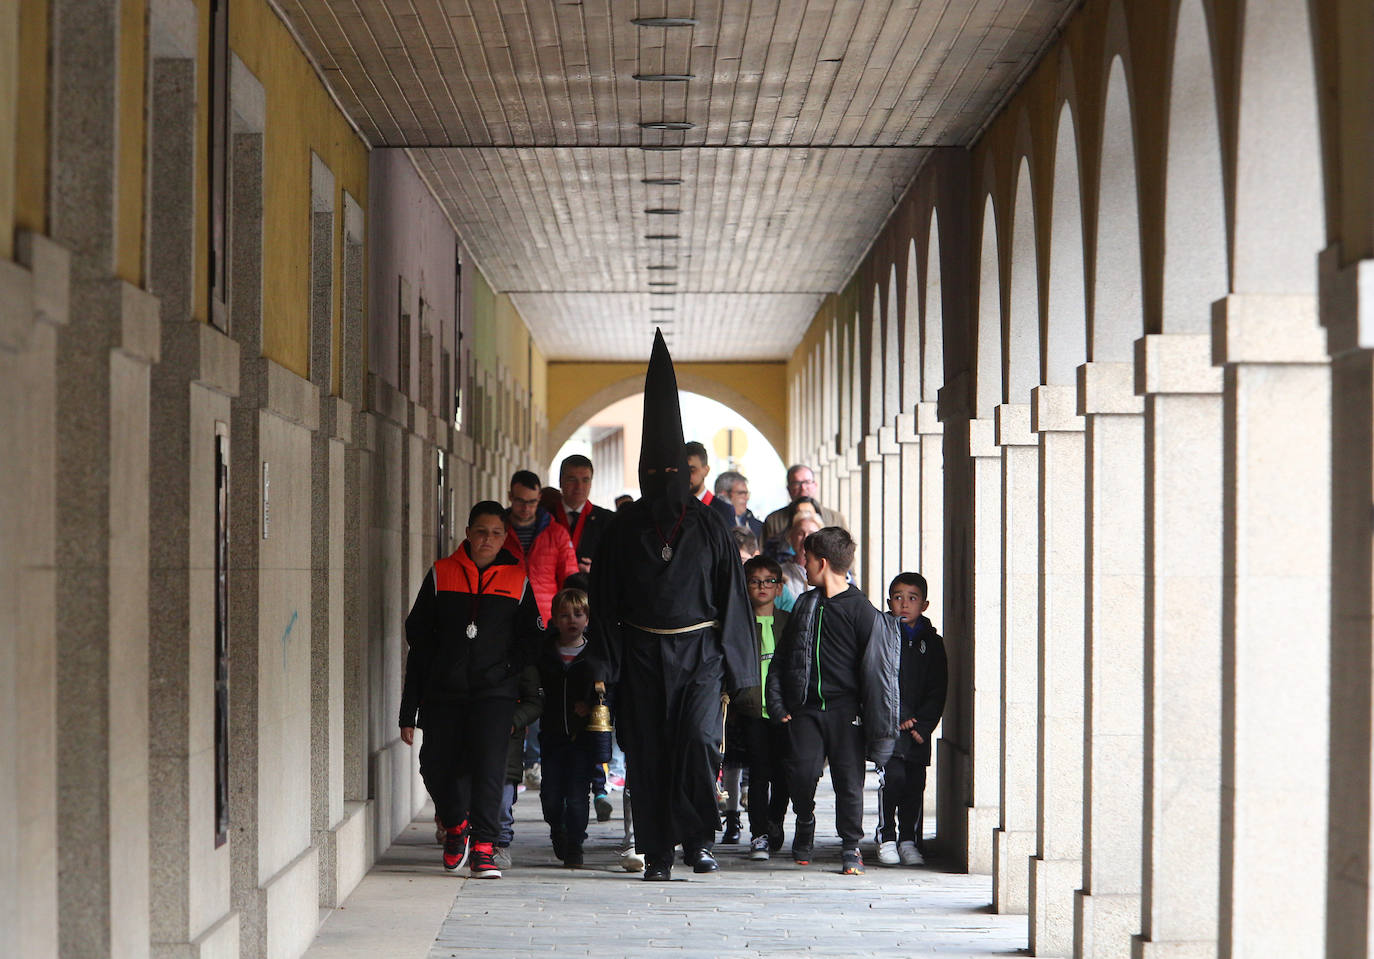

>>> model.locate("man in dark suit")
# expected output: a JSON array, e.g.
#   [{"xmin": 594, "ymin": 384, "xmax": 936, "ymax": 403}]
[
  {"xmin": 557, "ymin": 453, "xmax": 615, "ymax": 574},
  {"xmin": 711, "ymin": 470, "xmax": 765, "ymax": 541}
]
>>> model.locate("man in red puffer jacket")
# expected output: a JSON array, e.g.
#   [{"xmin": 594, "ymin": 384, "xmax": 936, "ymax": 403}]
[{"xmin": 504, "ymin": 470, "xmax": 579, "ymax": 623}]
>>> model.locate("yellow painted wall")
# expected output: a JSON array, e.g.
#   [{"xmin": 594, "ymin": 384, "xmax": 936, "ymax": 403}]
[
  {"xmin": 230, "ymin": 0, "xmax": 369, "ymax": 377},
  {"xmin": 546, "ymin": 359, "xmax": 789, "ymax": 453},
  {"xmin": 9, "ymin": 0, "xmax": 50, "ymax": 258}
]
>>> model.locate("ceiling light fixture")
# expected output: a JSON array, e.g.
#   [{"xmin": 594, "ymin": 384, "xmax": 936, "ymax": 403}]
[
  {"xmin": 632, "ymin": 17, "xmax": 697, "ymax": 27},
  {"xmin": 640, "ymin": 146, "xmax": 683, "ymax": 152},
  {"xmin": 633, "ymin": 73, "xmax": 694, "ymax": 82},
  {"xmin": 650, "ymin": 307, "xmax": 676, "ymax": 312},
  {"xmin": 645, "ymin": 234, "xmax": 681, "ymax": 240},
  {"xmin": 648, "ymin": 281, "xmax": 677, "ymax": 286},
  {"xmin": 645, "ymin": 208, "xmax": 681, "ymax": 215},
  {"xmin": 649, "ymin": 291, "xmax": 676, "ymax": 296},
  {"xmin": 641, "ymin": 178, "xmax": 683, "ymax": 186},
  {"xmin": 646, "ymin": 264, "xmax": 677, "ymax": 270},
  {"xmin": 640, "ymin": 121, "xmax": 694, "ymax": 131}
]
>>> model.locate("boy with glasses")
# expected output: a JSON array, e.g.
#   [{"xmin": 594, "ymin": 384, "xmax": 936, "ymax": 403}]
[{"xmin": 735, "ymin": 556, "xmax": 792, "ymax": 859}]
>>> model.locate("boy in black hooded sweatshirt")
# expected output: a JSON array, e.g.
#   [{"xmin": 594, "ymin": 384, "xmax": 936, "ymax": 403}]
[
  {"xmin": 874, "ymin": 572, "xmax": 947, "ymax": 866},
  {"xmin": 766, "ymin": 527, "xmax": 900, "ymax": 876}
]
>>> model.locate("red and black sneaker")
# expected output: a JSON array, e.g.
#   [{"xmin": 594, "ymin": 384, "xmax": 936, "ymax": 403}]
[
  {"xmin": 469, "ymin": 841, "xmax": 502, "ymax": 879},
  {"xmin": 442, "ymin": 820, "xmax": 471, "ymax": 872}
]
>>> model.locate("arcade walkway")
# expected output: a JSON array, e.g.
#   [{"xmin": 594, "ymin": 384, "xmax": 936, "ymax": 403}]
[{"xmin": 304, "ymin": 772, "xmax": 1024, "ymax": 959}]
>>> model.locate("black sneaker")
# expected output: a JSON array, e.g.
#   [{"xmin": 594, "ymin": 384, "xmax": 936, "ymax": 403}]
[
  {"xmin": 720, "ymin": 811, "xmax": 741, "ymax": 844},
  {"xmin": 564, "ymin": 844, "xmax": 585, "ymax": 867},
  {"xmin": 469, "ymin": 841, "xmax": 502, "ymax": 878},
  {"xmin": 767, "ymin": 820, "xmax": 785, "ymax": 853},
  {"xmin": 594, "ymin": 793, "xmax": 613, "ymax": 822},
  {"xmin": 550, "ymin": 828, "xmax": 567, "ymax": 861},
  {"xmin": 842, "ymin": 847, "xmax": 865, "ymax": 875},
  {"xmin": 442, "ymin": 821, "xmax": 471, "ymax": 872},
  {"xmin": 792, "ymin": 818, "xmax": 815, "ymax": 865}
]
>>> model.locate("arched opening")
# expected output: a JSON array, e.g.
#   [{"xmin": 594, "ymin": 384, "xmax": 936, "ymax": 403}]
[
  {"xmin": 925, "ymin": 211, "xmax": 945, "ymax": 401},
  {"xmin": 1162, "ymin": 0, "xmax": 1227, "ymax": 330},
  {"xmin": 548, "ymin": 390, "xmax": 789, "ymax": 519},
  {"xmin": 886, "ymin": 264, "xmax": 901, "ymax": 422},
  {"xmin": 1232, "ymin": 0, "xmax": 1323, "ymax": 294},
  {"xmin": 1094, "ymin": 55, "xmax": 1144, "ymax": 360},
  {"xmin": 1008, "ymin": 157, "xmax": 1040, "ymax": 403},
  {"xmin": 1047, "ymin": 102, "xmax": 1087, "ymax": 382},
  {"xmin": 904, "ymin": 238, "xmax": 922, "ymax": 410},
  {"xmin": 976, "ymin": 194, "xmax": 1003, "ymax": 418}
]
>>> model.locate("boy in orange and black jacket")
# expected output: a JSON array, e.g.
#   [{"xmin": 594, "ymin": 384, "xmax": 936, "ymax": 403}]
[{"xmin": 400, "ymin": 500, "xmax": 544, "ymax": 879}]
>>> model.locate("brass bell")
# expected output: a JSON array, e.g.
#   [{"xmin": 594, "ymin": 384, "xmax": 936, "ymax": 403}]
[{"xmin": 586, "ymin": 691, "xmax": 614, "ymax": 733}]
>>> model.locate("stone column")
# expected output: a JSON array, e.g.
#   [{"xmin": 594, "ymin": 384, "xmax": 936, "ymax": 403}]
[
  {"xmin": 880, "ymin": 426, "xmax": 902, "ymax": 592},
  {"xmin": 1213, "ymin": 294, "xmax": 1330, "ymax": 958},
  {"xmin": 965, "ymin": 415, "xmax": 1002, "ymax": 875},
  {"xmin": 1072, "ymin": 363, "xmax": 1145, "ymax": 959},
  {"xmin": 1132, "ymin": 333, "xmax": 1224, "ymax": 959},
  {"xmin": 916, "ymin": 402, "xmax": 945, "ymax": 626},
  {"xmin": 0, "ymin": 233, "xmax": 69, "ymax": 959},
  {"xmin": 1326, "ymin": 256, "xmax": 1374, "ymax": 959},
  {"xmin": 1029, "ymin": 386, "xmax": 1087, "ymax": 958},
  {"xmin": 994, "ymin": 403, "xmax": 1040, "ymax": 914}
]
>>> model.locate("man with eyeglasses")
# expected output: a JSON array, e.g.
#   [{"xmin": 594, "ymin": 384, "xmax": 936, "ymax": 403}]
[
  {"xmin": 761, "ymin": 465, "xmax": 848, "ymax": 545},
  {"xmin": 710, "ymin": 470, "xmax": 764, "ymax": 541},
  {"xmin": 503, "ymin": 469, "xmax": 578, "ymax": 623}
]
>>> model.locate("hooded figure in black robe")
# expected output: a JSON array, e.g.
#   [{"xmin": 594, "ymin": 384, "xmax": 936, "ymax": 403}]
[{"xmin": 588, "ymin": 330, "xmax": 759, "ymax": 879}]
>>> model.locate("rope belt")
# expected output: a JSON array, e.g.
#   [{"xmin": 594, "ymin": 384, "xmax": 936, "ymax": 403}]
[{"xmin": 624, "ymin": 619, "xmax": 720, "ymax": 635}]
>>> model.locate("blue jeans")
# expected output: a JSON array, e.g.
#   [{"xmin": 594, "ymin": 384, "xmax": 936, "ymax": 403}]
[
  {"xmin": 498, "ymin": 782, "xmax": 517, "ymax": 847},
  {"xmin": 538, "ymin": 737, "xmax": 597, "ymax": 847}
]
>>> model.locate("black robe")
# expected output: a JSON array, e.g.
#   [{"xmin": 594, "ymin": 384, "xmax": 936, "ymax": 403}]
[{"xmin": 587, "ymin": 498, "xmax": 760, "ymax": 854}]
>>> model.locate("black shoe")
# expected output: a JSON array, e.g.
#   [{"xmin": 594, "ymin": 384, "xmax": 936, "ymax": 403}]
[
  {"xmin": 644, "ymin": 854, "xmax": 673, "ymax": 881},
  {"xmin": 594, "ymin": 793, "xmax": 613, "ymax": 822},
  {"xmin": 551, "ymin": 828, "xmax": 567, "ymax": 861},
  {"xmin": 720, "ymin": 811, "xmax": 741, "ymax": 844},
  {"xmin": 564, "ymin": 844, "xmax": 584, "ymax": 867},
  {"xmin": 691, "ymin": 848, "xmax": 719, "ymax": 873},
  {"xmin": 767, "ymin": 820, "xmax": 785, "ymax": 852},
  {"xmin": 792, "ymin": 818, "xmax": 815, "ymax": 865}
]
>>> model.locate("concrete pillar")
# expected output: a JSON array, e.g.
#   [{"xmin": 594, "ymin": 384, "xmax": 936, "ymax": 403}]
[
  {"xmin": 1029, "ymin": 386, "xmax": 1087, "ymax": 957},
  {"xmin": 0, "ymin": 232, "xmax": 69, "ymax": 959},
  {"xmin": 1132, "ymin": 333, "xmax": 1224, "ymax": 959},
  {"xmin": 966, "ymin": 415, "xmax": 1002, "ymax": 875},
  {"xmin": 1073, "ymin": 363, "xmax": 1145, "ymax": 959},
  {"xmin": 1213, "ymin": 294, "xmax": 1330, "ymax": 958},
  {"xmin": 880, "ymin": 427, "xmax": 902, "ymax": 592},
  {"xmin": 994, "ymin": 403, "xmax": 1040, "ymax": 914},
  {"xmin": 1326, "ymin": 256, "xmax": 1374, "ymax": 959}
]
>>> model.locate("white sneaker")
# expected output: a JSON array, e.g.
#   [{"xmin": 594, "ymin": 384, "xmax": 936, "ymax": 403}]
[
  {"xmin": 619, "ymin": 848, "xmax": 645, "ymax": 872},
  {"xmin": 898, "ymin": 840, "xmax": 924, "ymax": 866},
  {"xmin": 749, "ymin": 835, "xmax": 770, "ymax": 861},
  {"xmin": 877, "ymin": 840, "xmax": 900, "ymax": 865}
]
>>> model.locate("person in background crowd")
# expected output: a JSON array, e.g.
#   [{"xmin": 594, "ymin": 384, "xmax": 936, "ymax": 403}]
[
  {"xmin": 712, "ymin": 470, "xmax": 765, "ymax": 541},
  {"xmin": 761, "ymin": 465, "xmax": 849, "ymax": 544},
  {"xmin": 504, "ymin": 470, "xmax": 579, "ymax": 623},
  {"xmin": 557, "ymin": 454, "xmax": 615, "ymax": 575},
  {"xmin": 684, "ymin": 440, "xmax": 715, "ymax": 506},
  {"xmin": 400, "ymin": 500, "xmax": 544, "ymax": 879},
  {"xmin": 778, "ymin": 515, "xmax": 821, "ymax": 600},
  {"xmin": 614, "ymin": 494, "xmax": 634, "ymax": 511}
]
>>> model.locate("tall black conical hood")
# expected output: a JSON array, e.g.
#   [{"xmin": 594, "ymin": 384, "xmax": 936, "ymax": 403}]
[{"xmin": 638, "ymin": 329, "xmax": 690, "ymax": 509}]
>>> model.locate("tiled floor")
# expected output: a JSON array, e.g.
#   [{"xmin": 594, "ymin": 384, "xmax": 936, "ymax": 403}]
[{"xmin": 308, "ymin": 770, "xmax": 1027, "ymax": 959}]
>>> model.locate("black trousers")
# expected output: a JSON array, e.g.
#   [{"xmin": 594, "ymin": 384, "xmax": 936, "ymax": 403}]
[
  {"xmin": 876, "ymin": 752, "xmax": 927, "ymax": 844},
  {"xmin": 418, "ymin": 697, "xmax": 517, "ymax": 843},
  {"xmin": 743, "ymin": 716, "xmax": 790, "ymax": 839},
  {"xmin": 618, "ymin": 627, "xmax": 724, "ymax": 856},
  {"xmin": 538, "ymin": 736, "xmax": 597, "ymax": 846},
  {"xmin": 784, "ymin": 704, "xmax": 867, "ymax": 849}
]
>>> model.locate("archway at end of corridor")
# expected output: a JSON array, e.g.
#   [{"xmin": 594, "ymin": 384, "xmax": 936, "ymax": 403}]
[{"xmin": 548, "ymin": 390, "xmax": 790, "ymax": 521}]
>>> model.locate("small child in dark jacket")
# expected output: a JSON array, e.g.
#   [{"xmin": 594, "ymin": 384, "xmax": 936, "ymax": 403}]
[
  {"xmin": 535, "ymin": 588, "xmax": 610, "ymax": 867},
  {"xmin": 876, "ymin": 572, "xmax": 948, "ymax": 866}
]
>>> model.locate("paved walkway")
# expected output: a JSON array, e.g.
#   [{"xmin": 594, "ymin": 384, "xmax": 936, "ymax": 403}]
[{"xmin": 307, "ymin": 769, "xmax": 1026, "ymax": 959}]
